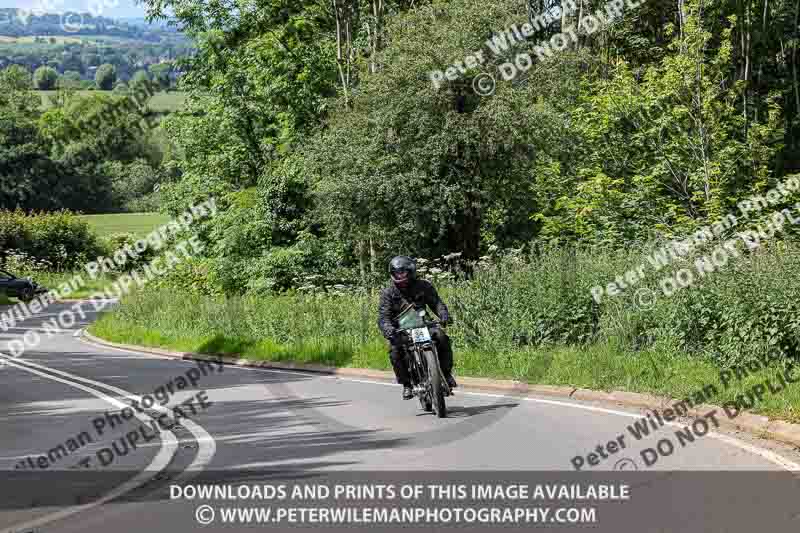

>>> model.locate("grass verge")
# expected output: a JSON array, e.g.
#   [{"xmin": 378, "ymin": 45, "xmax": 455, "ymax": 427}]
[{"xmin": 88, "ymin": 288, "xmax": 800, "ymax": 424}]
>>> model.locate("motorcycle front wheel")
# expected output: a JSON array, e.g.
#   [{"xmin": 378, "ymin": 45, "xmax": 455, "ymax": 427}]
[
  {"xmin": 409, "ymin": 350, "xmax": 432, "ymax": 412},
  {"xmin": 419, "ymin": 394, "xmax": 433, "ymax": 412},
  {"xmin": 424, "ymin": 347, "xmax": 447, "ymax": 418}
]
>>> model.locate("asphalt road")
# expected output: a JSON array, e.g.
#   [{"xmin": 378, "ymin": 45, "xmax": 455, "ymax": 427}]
[{"xmin": 2, "ymin": 302, "xmax": 800, "ymax": 533}]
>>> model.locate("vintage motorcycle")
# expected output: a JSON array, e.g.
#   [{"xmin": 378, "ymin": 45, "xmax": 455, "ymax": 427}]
[{"xmin": 396, "ymin": 305, "xmax": 452, "ymax": 418}]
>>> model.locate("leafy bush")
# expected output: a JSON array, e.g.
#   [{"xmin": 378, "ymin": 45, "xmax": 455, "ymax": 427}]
[
  {"xmin": 95, "ymin": 63, "xmax": 116, "ymax": 90},
  {"xmin": 100, "ymin": 232, "xmax": 158, "ymax": 271},
  {"xmin": 125, "ymin": 190, "xmax": 163, "ymax": 213},
  {"xmin": 245, "ymin": 246, "xmax": 315, "ymax": 294},
  {"xmin": 633, "ymin": 246, "xmax": 800, "ymax": 365},
  {"xmin": 207, "ymin": 242, "xmax": 325, "ymax": 296},
  {"xmin": 446, "ymin": 249, "xmax": 604, "ymax": 352},
  {"xmin": 33, "ymin": 66, "xmax": 57, "ymax": 90},
  {"xmin": 149, "ymin": 257, "xmax": 224, "ymax": 297},
  {"xmin": 2, "ymin": 249, "xmax": 55, "ymax": 273},
  {"xmin": 0, "ymin": 209, "xmax": 103, "ymax": 271},
  {"xmin": 590, "ymin": 240, "xmax": 800, "ymax": 368},
  {"xmin": 103, "ymin": 158, "xmax": 164, "ymax": 211}
]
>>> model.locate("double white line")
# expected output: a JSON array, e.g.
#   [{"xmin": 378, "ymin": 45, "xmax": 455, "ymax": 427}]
[{"xmin": 0, "ymin": 351, "xmax": 216, "ymax": 532}]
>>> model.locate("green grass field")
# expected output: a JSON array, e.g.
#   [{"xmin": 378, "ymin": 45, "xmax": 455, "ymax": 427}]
[
  {"xmin": 38, "ymin": 90, "xmax": 186, "ymax": 112},
  {"xmin": 79, "ymin": 213, "xmax": 170, "ymax": 238},
  {"xmin": 0, "ymin": 36, "xmax": 85, "ymax": 44},
  {"xmin": 146, "ymin": 91, "xmax": 185, "ymax": 112},
  {"xmin": 0, "ymin": 35, "xmax": 166, "ymax": 45}
]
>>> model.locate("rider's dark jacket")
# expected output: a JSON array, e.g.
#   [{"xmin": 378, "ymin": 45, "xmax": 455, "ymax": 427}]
[{"xmin": 377, "ymin": 279, "xmax": 450, "ymax": 339}]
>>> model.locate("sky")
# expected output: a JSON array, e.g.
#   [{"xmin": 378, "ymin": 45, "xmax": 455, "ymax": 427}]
[{"xmin": 3, "ymin": 0, "xmax": 147, "ymax": 19}]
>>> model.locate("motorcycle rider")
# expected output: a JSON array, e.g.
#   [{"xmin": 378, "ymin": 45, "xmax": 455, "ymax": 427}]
[{"xmin": 377, "ymin": 256, "xmax": 457, "ymax": 400}]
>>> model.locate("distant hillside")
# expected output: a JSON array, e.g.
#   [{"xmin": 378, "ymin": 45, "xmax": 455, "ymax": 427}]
[
  {"xmin": 118, "ymin": 17, "xmax": 176, "ymax": 29},
  {"xmin": 0, "ymin": 8, "xmax": 191, "ymax": 87},
  {"xmin": 0, "ymin": 9, "xmax": 181, "ymax": 41}
]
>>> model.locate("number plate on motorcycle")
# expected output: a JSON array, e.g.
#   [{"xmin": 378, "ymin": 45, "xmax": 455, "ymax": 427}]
[{"xmin": 411, "ymin": 327, "xmax": 431, "ymax": 343}]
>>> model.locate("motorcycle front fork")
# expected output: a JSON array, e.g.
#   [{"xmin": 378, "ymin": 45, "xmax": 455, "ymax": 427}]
[{"xmin": 407, "ymin": 349, "xmax": 427, "ymax": 396}]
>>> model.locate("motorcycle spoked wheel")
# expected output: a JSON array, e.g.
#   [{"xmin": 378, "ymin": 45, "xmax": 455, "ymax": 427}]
[
  {"xmin": 410, "ymin": 351, "xmax": 433, "ymax": 412},
  {"xmin": 423, "ymin": 346, "xmax": 447, "ymax": 418},
  {"xmin": 419, "ymin": 393, "xmax": 433, "ymax": 412}
]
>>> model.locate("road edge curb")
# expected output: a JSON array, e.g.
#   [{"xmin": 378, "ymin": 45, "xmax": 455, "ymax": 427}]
[{"xmin": 80, "ymin": 329, "xmax": 800, "ymax": 450}]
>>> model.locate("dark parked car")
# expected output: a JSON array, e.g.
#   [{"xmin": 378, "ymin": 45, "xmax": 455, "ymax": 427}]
[{"xmin": 0, "ymin": 270, "xmax": 48, "ymax": 302}]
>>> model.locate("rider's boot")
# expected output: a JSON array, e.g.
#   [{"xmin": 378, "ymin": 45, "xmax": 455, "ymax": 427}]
[
  {"xmin": 402, "ymin": 384, "xmax": 414, "ymax": 400},
  {"xmin": 445, "ymin": 374, "xmax": 457, "ymax": 389}
]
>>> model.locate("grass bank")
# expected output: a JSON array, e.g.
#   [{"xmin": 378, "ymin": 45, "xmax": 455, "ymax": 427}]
[{"xmin": 90, "ymin": 271, "xmax": 800, "ymax": 423}]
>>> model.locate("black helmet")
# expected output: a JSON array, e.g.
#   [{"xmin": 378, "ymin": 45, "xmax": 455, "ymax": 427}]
[{"xmin": 389, "ymin": 256, "xmax": 416, "ymax": 289}]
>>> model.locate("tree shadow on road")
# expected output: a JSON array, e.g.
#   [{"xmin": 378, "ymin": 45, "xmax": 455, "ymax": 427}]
[{"xmin": 193, "ymin": 334, "xmax": 359, "ymax": 369}]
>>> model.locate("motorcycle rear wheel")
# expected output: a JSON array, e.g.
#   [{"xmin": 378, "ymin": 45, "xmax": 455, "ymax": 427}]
[{"xmin": 424, "ymin": 347, "xmax": 447, "ymax": 418}]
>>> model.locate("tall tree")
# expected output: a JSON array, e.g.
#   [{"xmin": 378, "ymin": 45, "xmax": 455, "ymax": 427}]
[
  {"xmin": 33, "ymin": 66, "xmax": 58, "ymax": 90},
  {"xmin": 95, "ymin": 63, "xmax": 117, "ymax": 90}
]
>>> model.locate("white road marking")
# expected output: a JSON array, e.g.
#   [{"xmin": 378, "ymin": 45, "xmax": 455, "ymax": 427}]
[
  {"xmin": 0, "ymin": 354, "xmax": 179, "ymax": 533},
  {"xmin": 81, "ymin": 336, "xmax": 800, "ymax": 471},
  {"xmin": 0, "ymin": 352, "xmax": 216, "ymax": 473},
  {"xmin": 0, "ymin": 326, "xmax": 88, "ymax": 335}
]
